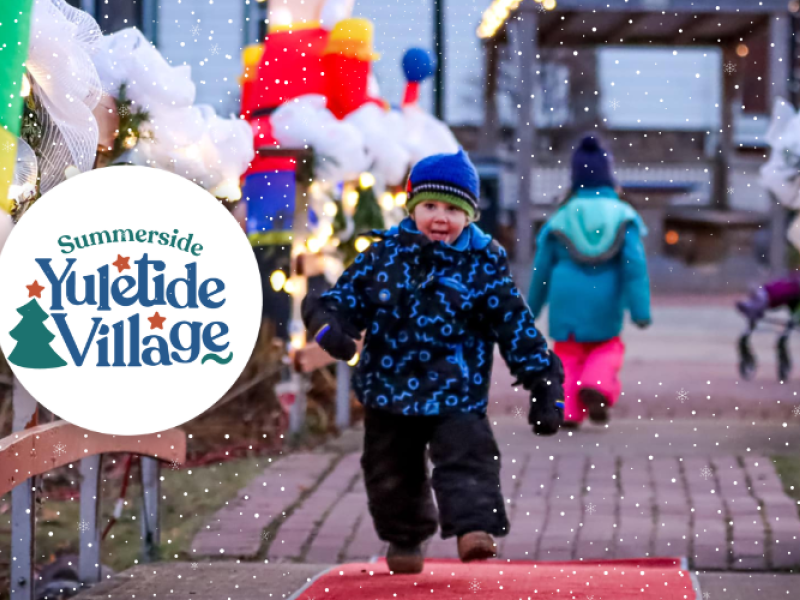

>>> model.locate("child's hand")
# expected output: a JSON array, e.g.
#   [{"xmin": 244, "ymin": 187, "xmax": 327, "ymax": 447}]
[
  {"xmin": 301, "ymin": 294, "xmax": 361, "ymax": 362},
  {"xmin": 527, "ymin": 351, "xmax": 565, "ymax": 436}
]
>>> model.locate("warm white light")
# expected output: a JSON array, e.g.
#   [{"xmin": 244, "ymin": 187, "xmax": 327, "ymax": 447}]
[
  {"xmin": 395, "ymin": 192, "xmax": 408, "ymax": 207},
  {"xmin": 543, "ymin": 0, "xmax": 556, "ymax": 9},
  {"xmin": 379, "ymin": 192, "xmax": 395, "ymax": 211},
  {"xmin": 323, "ymin": 201, "xmax": 338, "ymax": 217},
  {"xmin": 359, "ymin": 172, "xmax": 375, "ymax": 189},
  {"xmin": 320, "ymin": 222, "xmax": 334, "ymax": 239},
  {"xmin": 354, "ymin": 237, "xmax": 371, "ymax": 253},
  {"xmin": 345, "ymin": 190, "xmax": 359, "ymax": 208},
  {"xmin": 270, "ymin": 270, "xmax": 287, "ymax": 292},
  {"xmin": 307, "ymin": 237, "xmax": 323, "ymax": 253},
  {"xmin": 290, "ymin": 333, "xmax": 305, "ymax": 350}
]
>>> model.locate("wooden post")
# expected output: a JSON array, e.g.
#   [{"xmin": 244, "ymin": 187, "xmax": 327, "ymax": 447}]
[
  {"xmin": 335, "ymin": 362, "xmax": 351, "ymax": 430},
  {"xmin": 10, "ymin": 377, "xmax": 37, "ymax": 600},
  {"xmin": 513, "ymin": 9, "xmax": 539, "ymax": 273},
  {"xmin": 714, "ymin": 43, "xmax": 737, "ymax": 210},
  {"xmin": 78, "ymin": 455, "xmax": 102, "ymax": 585},
  {"xmin": 139, "ymin": 457, "xmax": 160, "ymax": 563},
  {"xmin": 769, "ymin": 13, "xmax": 792, "ymax": 273},
  {"xmin": 479, "ymin": 39, "xmax": 501, "ymax": 153}
]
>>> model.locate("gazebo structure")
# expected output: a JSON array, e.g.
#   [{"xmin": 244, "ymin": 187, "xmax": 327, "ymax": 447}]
[{"xmin": 479, "ymin": 0, "xmax": 794, "ymax": 275}]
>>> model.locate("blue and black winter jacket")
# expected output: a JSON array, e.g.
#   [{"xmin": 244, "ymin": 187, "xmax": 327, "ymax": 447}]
[{"xmin": 319, "ymin": 217, "xmax": 551, "ymax": 417}]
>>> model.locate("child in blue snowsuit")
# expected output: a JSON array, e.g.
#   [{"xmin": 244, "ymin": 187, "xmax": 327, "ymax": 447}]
[{"xmin": 302, "ymin": 149, "xmax": 564, "ymax": 574}]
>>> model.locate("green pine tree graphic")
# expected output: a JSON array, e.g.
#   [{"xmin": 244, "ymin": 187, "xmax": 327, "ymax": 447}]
[{"xmin": 8, "ymin": 299, "xmax": 67, "ymax": 369}]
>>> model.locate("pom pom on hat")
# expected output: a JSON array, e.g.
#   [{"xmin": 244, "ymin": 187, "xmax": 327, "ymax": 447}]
[
  {"xmin": 571, "ymin": 135, "xmax": 616, "ymax": 191},
  {"xmin": 406, "ymin": 148, "xmax": 480, "ymax": 218},
  {"xmin": 402, "ymin": 48, "xmax": 435, "ymax": 83}
]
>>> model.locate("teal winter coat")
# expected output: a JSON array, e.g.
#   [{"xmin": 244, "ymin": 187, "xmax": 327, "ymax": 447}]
[{"xmin": 527, "ymin": 188, "xmax": 651, "ymax": 342}]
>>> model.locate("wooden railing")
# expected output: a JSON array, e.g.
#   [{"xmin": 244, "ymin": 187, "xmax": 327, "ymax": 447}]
[
  {"xmin": 288, "ymin": 339, "xmax": 363, "ymax": 434},
  {"xmin": 0, "ymin": 418, "xmax": 186, "ymax": 600}
]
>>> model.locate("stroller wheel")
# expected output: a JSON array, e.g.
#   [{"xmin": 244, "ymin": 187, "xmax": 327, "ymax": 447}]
[
  {"xmin": 738, "ymin": 334, "xmax": 757, "ymax": 380},
  {"xmin": 778, "ymin": 335, "xmax": 792, "ymax": 382}
]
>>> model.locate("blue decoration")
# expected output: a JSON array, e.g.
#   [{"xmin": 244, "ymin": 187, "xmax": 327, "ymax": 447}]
[
  {"xmin": 242, "ymin": 170, "xmax": 296, "ymax": 239},
  {"xmin": 402, "ymin": 48, "xmax": 434, "ymax": 83}
]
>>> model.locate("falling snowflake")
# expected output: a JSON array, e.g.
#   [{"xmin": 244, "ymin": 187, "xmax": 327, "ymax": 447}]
[
  {"xmin": 468, "ymin": 578, "xmax": 481, "ymax": 593},
  {"xmin": 261, "ymin": 530, "xmax": 271, "ymax": 541},
  {"xmin": 677, "ymin": 388, "xmax": 689, "ymax": 404},
  {"xmin": 118, "ymin": 104, "xmax": 130, "ymax": 118},
  {"xmin": 792, "ymin": 405, "xmax": 800, "ymax": 417},
  {"xmin": 191, "ymin": 562, "xmax": 198, "ymax": 570},
  {"xmin": 727, "ymin": 187, "xmax": 734, "ymax": 195},
  {"xmin": 78, "ymin": 520, "xmax": 90, "ymax": 533},
  {"xmin": 724, "ymin": 62, "xmax": 736, "ymax": 74},
  {"xmin": 513, "ymin": 407, "xmax": 525, "ymax": 420},
  {"xmin": 1, "ymin": 140, "xmax": 15, "ymax": 153},
  {"xmin": 190, "ymin": 24, "xmax": 201, "ymax": 37},
  {"xmin": 700, "ymin": 466, "xmax": 713, "ymax": 481},
  {"xmin": 608, "ymin": 98, "xmax": 621, "ymax": 111},
  {"xmin": 210, "ymin": 44, "xmax": 220, "ymax": 56},
  {"xmin": 53, "ymin": 442, "xmax": 67, "ymax": 457},
  {"xmin": 585, "ymin": 502, "xmax": 597, "ymax": 515},
  {"xmin": 170, "ymin": 459, "xmax": 182, "ymax": 471},
  {"xmin": 587, "ymin": 596, "xmax": 595, "ymax": 600},
  {"xmin": 703, "ymin": 592, "xmax": 711, "ymax": 600},
  {"xmin": 536, "ymin": 2, "xmax": 547, "ymax": 12}
]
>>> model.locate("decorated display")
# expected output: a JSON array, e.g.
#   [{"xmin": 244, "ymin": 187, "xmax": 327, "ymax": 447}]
[
  {"xmin": 239, "ymin": 0, "xmax": 461, "ymax": 326},
  {"xmin": 1, "ymin": 0, "xmax": 255, "ymax": 256}
]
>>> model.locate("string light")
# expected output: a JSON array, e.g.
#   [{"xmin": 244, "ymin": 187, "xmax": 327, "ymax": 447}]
[
  {"xmin": 379, "ymin": 192, "xmax": 395, "ymax": 211},
  {"xmin": 354, "ymin": 237, "xmax": 371, "ymax": 253},
  {"xmin": 344, "ymin": 189, "xmax": 359, "ymax": 209},
  {"xmin": 269, "ymin": 270, "xmax": 287, "ymax": 292},
  {"xmin": 323, "ymin": 201, "xmax": 338, "ymax": 217},
  {"xmin": 394, "ymin": 191, "xmax": 407, "ymax": 207},
  {"xmin": 477, "ymin": 0, "xmax": 555, "ymax": 39},
  {"xmin": 359, "ymin": 172, "xmax": 376, "ymax": 189}
]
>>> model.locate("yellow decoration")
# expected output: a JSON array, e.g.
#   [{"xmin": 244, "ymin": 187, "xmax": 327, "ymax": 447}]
[
  {"xmin": 239, "ymin": 44, "xmax": 265, "ymax": 85},
  {"xmin": 347, "ymin": 352, "xmax": 360, "ymax": 367},
  {"xmin": 270, "ymin": 20, "xmax": 322, "ymax": 33},
  {"xmin": 323, "ymin": 18, "xmax": 380, "ymax": 61},
  {"xmin": 354, "ymin": 236, "xmax": 371, "ymax": 253},
  {"xmin": 270, "ymin": 270, "xmax": 287, "ymax": 292},
  {"xmin": 359, "ymin": 172, "xmax": 375, "ymax": 189}
]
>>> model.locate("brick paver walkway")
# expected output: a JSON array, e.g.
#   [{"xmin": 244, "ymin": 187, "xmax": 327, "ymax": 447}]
[{"xmin": 191, "ymin": 297, "xmax": 800, "ymax": 572}]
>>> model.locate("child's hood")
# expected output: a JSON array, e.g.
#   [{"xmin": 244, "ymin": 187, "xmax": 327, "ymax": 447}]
[{"xmin": 544, "ymin": 188, "xmax": 647, "ymax": 263}]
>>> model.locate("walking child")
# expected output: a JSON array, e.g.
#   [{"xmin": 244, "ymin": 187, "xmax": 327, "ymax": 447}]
[
  {"xmin": 528, "ymin": 136, "xmax": 651, "ymax": 428},
  {"xmin": 302, "ymin": 149, "xmax": 565, "ymax": 574}
]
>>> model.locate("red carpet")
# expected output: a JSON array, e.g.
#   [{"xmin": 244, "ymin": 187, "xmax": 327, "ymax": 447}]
[{"xmin": 296, "ymin": 557, "xmax": 698, "ymax": 599}]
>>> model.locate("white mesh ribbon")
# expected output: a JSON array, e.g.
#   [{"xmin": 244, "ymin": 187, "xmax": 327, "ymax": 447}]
[
  {"xmin": 27, "ymin": 0, "xmax": 102, "ymax": 192},
  {"xmin": 93, "ymin": 27, "xmax": 196, "ymax": 112}
]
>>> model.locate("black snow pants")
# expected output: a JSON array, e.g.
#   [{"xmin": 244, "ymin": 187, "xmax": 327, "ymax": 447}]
[{"xmin": 361, "ymin": 407, "xmax": 509, "ymax": 548}]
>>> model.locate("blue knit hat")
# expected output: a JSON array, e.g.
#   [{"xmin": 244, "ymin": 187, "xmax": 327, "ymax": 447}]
[
  {"xmin": 406, "ymin": 148, "xmax": 480, "ymax": 218},
  {"xmin": 571, "ymin": 136, "xmax": 616, "ymax": 190}
]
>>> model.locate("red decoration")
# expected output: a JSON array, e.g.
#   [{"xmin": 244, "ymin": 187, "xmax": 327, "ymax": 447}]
[
  {"xmin": 112, "ymin": 254, "xmax": 131, "ymax": 273},
  {"xmin": 147, "ymin": 312, "xmax": 166, "ymax": 330},
  {"xmin": 26, "ymin": 280, "xmax": 44, "ymax": 299}
]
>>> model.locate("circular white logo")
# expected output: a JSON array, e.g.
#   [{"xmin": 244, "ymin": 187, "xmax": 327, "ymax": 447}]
[{"xmin": 0, "ymin": 167, "xmax": 263, "ymax": 435}]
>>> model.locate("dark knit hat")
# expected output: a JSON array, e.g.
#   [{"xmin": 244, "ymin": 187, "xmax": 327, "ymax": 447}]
[
  {"xmin": 571, "ymin": 136, "xmax": 615, "ymax": 190},
  {"xmin": 406, "ymin": 148, "xmax": 480, "ymax": 218}
]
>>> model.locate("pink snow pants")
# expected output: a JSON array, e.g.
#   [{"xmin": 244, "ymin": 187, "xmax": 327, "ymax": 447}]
[{"xmin": 553, "ymin": 336, "xmax": 625, "ymax": 424}]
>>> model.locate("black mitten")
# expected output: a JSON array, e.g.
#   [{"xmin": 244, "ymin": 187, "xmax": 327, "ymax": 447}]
[
  {"xmin": 301, "ymin": 294, "xmax": 360, "ymax": 362},
  {"xmin": 527, "ymin": 351, "xmax": 565, "ymax": 436}
]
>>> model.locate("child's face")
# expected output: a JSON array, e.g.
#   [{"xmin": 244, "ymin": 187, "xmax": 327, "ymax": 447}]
[{"xmin": 411, "ymin": 200, "xmax": 469, "ymax": 245}]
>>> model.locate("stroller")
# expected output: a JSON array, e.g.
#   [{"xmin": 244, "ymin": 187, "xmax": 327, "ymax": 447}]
[{"xmin": 737, "ymin": 300, "xmax": 800, "ymax": 382}]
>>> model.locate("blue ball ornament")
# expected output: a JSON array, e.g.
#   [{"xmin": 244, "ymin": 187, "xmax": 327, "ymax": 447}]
[{"xmin": 402, "ymin": 48, "xmax": 435, "ymax": 83}]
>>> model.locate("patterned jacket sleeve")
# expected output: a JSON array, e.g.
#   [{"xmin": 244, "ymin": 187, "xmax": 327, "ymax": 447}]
[
  {"xmin": 481, "ymin": 242, "xmax": 552, "ymax": 389},
  {"xmin": 318, "ymin": 243, "xmax": 379, "ymax": 332}
]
